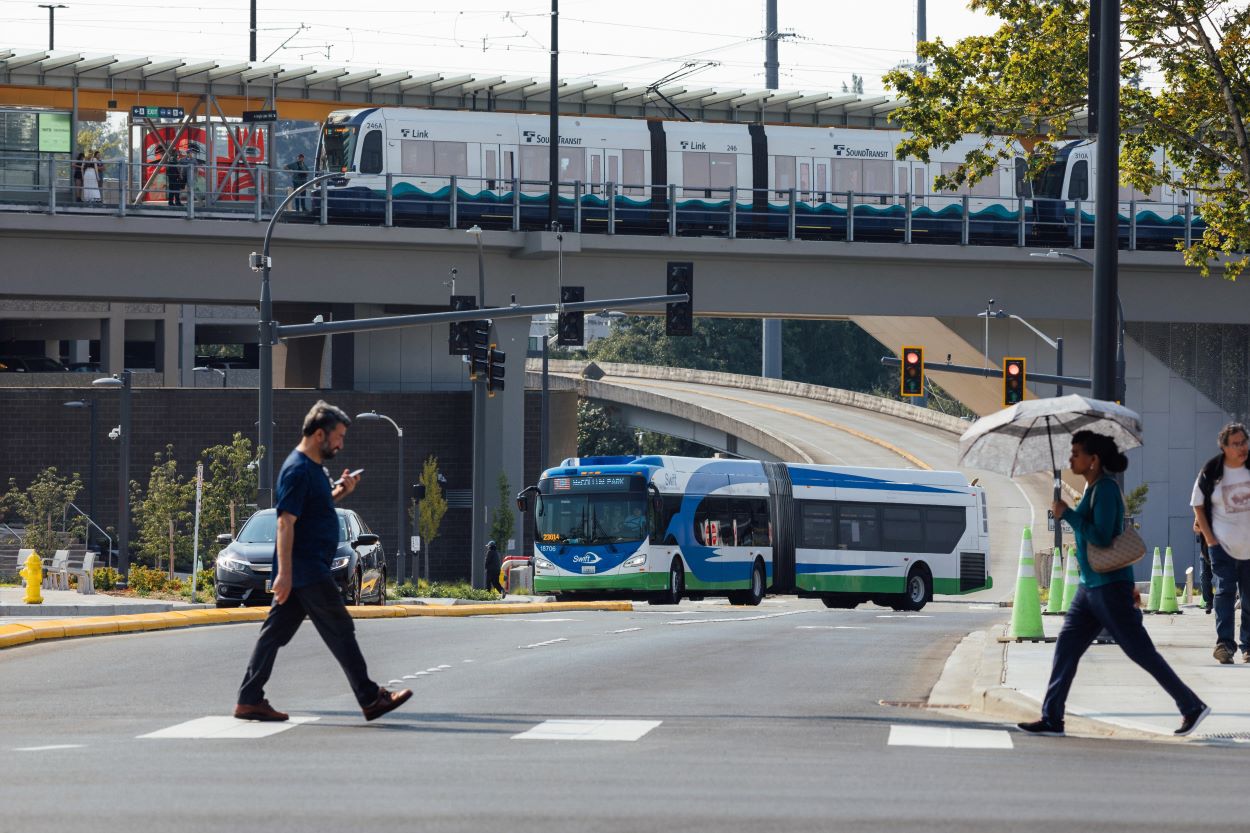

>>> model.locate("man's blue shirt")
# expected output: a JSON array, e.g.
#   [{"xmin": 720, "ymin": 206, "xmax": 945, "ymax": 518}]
[{"xmin": 274, "ymin": 449, "xmax": 339, "ymax": 588}]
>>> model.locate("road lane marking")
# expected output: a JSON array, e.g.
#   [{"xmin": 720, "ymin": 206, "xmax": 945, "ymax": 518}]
[
  {"xmin": 887, "ymin": 725, "xmax": 1013, "ymax": 750},
  {"xmin": 139, "ymin": 716, "xmax": 318, "ymax": 739},
  {"xmin": 519, "ymin": 637, "xmax": 568, "ymax": 649},
  {"xmin": 610, "ymin": 627, "xmax": 643, "ymax": 634},
  {"xmin": 513, "ymin": 720, "xmax": 662, "ymax": 742},
  {"xmin": 669, "ymin": 610, "xmax": 812, "ymax": 625},
  {"xmin": 875, "ymin": 614, "xmax": 932, "ymax": 619},
  {"xmin": 969, "ymin": 604, "xmax": 997, "ymax": 610},
  {"xmin": 796, "ymin": 625, "xmax": 868, "ymax": 630},
  {"xmin": 14, "ymin": 744, "xmax": 85, "ymax": 752}
]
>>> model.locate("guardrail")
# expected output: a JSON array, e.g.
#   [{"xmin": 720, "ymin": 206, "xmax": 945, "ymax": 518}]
[{"xmin": 0, "ymin": 153, "xmax": 1203, "ymax": 252}]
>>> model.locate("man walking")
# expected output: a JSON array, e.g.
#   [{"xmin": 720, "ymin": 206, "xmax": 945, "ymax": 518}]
[
  {"xmin": 235, "ymin": 400, "xmax": 412, "ymax": 722},
  {"xmin": 1192, "ymin": 422, "xmax": 1250, "ymax": 664}
]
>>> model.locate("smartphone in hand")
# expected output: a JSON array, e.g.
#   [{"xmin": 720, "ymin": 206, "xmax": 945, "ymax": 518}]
[{"xmin": 333, "ymin": 468, "xmax": 364, "ymax": 487}]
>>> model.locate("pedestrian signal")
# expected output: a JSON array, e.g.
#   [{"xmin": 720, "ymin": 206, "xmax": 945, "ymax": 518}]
[
  {"xmin": 447, "ymin": 295, "xmax": 476, "ymax": 355},
  {"xmin": 665, "ymin": 261, "xmax": 693, "ymax": 337},
  {"xmin": 557, "ymin": 286, "xmax": 584, "ymax": 346},
  {"xmin": 1004, "ymin": 357, "xmax": 1026, "ymax": 405},
  {"xmin": 900, "ymin": 346, "xmax": 924, "ymax": 397}
]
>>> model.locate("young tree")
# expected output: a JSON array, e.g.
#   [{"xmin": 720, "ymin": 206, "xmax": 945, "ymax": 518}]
[
  {"xmin": 131, "ymin": 445, "xmax": 193, "ymax": 574},
  {"xmin": 198, "ymin": 433, "xmax": 259, "ymax": 557},
  {"xmin": 490, "ymin": 472, "xmax": 515, "ymax": 555},
  {"xmin": 1, "ymin": 468, "xmax": 84, "ymax": 558},
  {"xmin": 411, "ymin": 455, "xmax": 448, "ymax": 579},
  {"xmin": 883, "ymin": 0, "xmax": 1250, "ymax": 278}
]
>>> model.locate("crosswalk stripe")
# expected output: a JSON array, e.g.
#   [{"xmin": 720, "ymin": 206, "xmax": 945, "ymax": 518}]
[
  {"xmin": 887, "ymin": 725, "xmax": 1013, "ymax": 750},
  {"xmin": 139, "ymin": 715, "xmax": 318, "ymax": 739},
  {"xmin": 512, "ymin": 719, "xmax": 662, "ymax": 742}
]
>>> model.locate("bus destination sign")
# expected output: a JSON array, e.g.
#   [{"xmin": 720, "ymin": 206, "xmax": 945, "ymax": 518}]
[{"xmin": 552, "ymin": 475, "xmax": 631, "ymax": 491}]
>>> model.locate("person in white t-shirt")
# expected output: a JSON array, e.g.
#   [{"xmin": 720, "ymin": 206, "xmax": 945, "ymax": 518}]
[{"xmin": 1191, "ymin": 422, "xmax": 1250, "ymax": 664}]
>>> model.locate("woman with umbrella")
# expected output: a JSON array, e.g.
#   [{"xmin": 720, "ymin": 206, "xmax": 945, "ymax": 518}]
[{"xmin": 1018, "ymin": 430, "xmax": 1209, "ymax": 737}]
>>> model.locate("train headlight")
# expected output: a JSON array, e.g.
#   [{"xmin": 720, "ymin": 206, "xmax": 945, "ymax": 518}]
[
  {"xmin": 535, "ymin": 557, "xmax": 555, "ymax": 571},
  {"xmin": 622, "ymin": 553, "xmax": 647, "ymax": 569}
]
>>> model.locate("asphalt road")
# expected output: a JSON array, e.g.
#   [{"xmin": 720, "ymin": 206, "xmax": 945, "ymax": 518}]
[{"xmin": 3, "ymin": 601, "xmax": 1246, "ymax": 833}]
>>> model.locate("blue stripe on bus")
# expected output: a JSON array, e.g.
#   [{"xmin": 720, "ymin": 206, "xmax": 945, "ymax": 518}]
[{"xmin": 788, "ymin": 468, "xmax": 959, "ymax": 493}]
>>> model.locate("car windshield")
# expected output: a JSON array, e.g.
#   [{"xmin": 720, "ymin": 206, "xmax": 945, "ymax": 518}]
[
  {"xmin": 535, "ymin": 493, "xmax": 649, "ymax": 545},
  {"xmin": 235, "ymin": 512, "xmax": 349, "ymax": 543}
]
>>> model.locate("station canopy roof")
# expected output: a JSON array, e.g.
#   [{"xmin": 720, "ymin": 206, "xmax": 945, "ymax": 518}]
[{"xmin": 0, "ymin": 48, "xmax": 910, "ymax": 127}]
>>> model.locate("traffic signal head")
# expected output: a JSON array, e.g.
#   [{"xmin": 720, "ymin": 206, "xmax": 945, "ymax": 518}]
[
  {"xmin": 447, "ymin": 295, "xmax": 476, "ymax": 356},
  {"xmin": 557, "ymin": 286, "xmax": 585, "ymax": 346},
  {"xmin": 469, "ymin": 320, "xmax": 490, "ymax": 380},
  {"xmin": 1003, "ymin": 357, "xmax": 1026, "ymax": 406},
  {"xmin": 666, "ymin": 261, "xmax": 693, "ymax": 337},
  {"xmin": 900, "ymin": 346, "xmax": 924, "ymax": 397},
  {"xmin": 487, "ymin": 345, "xmax": 506, "ymax": 397}
]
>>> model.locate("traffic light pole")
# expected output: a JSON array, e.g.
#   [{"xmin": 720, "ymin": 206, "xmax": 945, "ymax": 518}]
[{"xmin": 880, "ymin": 356, "xmax": 1091, "ymax": 389}]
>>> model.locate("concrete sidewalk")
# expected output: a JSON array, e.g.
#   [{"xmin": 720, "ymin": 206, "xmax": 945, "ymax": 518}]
[
  {"xmin": 937, "ymin": 602, "xmax": 1250, "ymax": 743},
  {"xmin": 0, "ymin": 586, "xmax": 209, "ymax": 620}
]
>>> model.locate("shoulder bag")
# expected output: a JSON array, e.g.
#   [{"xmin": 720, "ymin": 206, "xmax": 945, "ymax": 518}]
[{"xmin": 1085, "ymin": 483, "xmax": 1146, "ymax": 573}]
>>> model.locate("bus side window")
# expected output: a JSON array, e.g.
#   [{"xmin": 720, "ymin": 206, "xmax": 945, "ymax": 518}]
[
  {"xmin": 797, "ymin": 500, "xmax": 835, "ymax": 549},
  {"xmin": 662, "ymin": 495, "xmax": 682, "ymax": 544},
  {"xmin": 751, "ymin": 498, "xmax": 771, "ymax": 546},
  {"xmin": 360, "ymin": 130, "xmax": 384, "ymax": 175},
  {"xmin": 837, "ymin": 503, "xmax": 881, "ymax": 551},
  {"xmin": 1067, "ymin": 160, "xmax": 1089, "ymax": 201}
]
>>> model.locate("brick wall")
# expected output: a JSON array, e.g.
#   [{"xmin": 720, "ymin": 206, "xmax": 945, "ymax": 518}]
[{"xmin": 0, "ymin": 388, "xmax": 545, "ymax": 583}]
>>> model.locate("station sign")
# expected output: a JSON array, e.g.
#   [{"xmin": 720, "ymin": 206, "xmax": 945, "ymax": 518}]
[
  {"xmin": 131, "ymin": 106, "xmax": 185, "ymax": 120},
  {"xmin": 242, "ymin": 110, "xmax": 278, "ymax": 124}
]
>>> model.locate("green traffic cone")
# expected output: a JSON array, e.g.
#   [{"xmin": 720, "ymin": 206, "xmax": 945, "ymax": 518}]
[
  {"xmin": 1045, "ymin": 546, "xmax": 1066, "ymax": 615},
  {"xmin": 1010, "ymin": 527, "xmax": 1044, "ymax": 639},
  {"xmin": 1158, "ymin": 546, "xmax": 1180, "ymax": 614},
  {"xmin": 1146, "ymin": 547, "xmax": 1163, "ymax": 612},
  {"xmin": 1061, "ymin": 545, "xmax": 1079, "ymax": 611}
]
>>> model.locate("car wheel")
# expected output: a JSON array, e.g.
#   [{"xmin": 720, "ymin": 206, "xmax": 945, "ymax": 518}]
[
  {"xmin": 349, "ymin": 570, "xmax": 362, "ymax": 606},
  {"xmin": 376, "ymin": 569, "xmax": 386, "ymax": 606}
]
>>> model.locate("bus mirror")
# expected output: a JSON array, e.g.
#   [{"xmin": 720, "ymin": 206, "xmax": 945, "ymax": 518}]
[{"xmin": 515, "ymin": 485, "xmax": 539, "ymax": 514}]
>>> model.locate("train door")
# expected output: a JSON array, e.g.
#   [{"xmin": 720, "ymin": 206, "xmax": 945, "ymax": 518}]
[
  {"xmin": 895, "ymin": 162, "xmax": 926, "ymax": 204},
  {"xmin": 606, "ymin": 151, "xmax": 620, "ymax": 190},
  {"xmin": 588, "ymin": 149, "xmax": 603, "ymax": 195},
  {"xmin": 483, "ymin": 145, "xmax": 498, "ymax": 191},
  {"xmin": 797, "ymin": 156, "xmax": 813, "ymax": 205},
  {"xmin": 814, "ymin": 160, "xmax": 829, "ymax": 203}
]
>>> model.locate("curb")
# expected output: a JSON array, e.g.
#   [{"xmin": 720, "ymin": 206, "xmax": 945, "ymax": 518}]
[
  {"xmin": 932, "ymin": 624, "xmax": 1183, "ymax": 743},
  {"xmin": 0, "ymin": 600, "xmax": 633, "ymax": 651},
  {"xmin": 0, "ymin": 602, "xmax": 213, "ymax": 617}
]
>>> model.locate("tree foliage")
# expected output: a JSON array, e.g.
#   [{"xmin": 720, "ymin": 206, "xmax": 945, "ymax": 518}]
[
  {"xmin": 196, "ymin": 433, "xmax": 259, "ymax": 559},
  {"xmin": 413, "ymin": 455, "xmax": 448, "ymax": 557},
  {"xmin": 1, "ymin": 467, "xmax": 84, "ymax": 558},
  {"xmin": 490, "ymin": 472, "xmax": 515, "ymax": 554},
  {"xmin": 131, "ymin": 445, "xmax": 193, "ymax": 573},
  {"xmin": 884, "ymin": 0, "xmax": 1250, "ymax": 278}
]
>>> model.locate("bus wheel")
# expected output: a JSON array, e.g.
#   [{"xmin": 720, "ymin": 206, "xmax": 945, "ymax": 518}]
[
  {"xmin": 731, "ymin": 560, "xmax": 765, "ymax": 607},
  {"xmin": 897, "ymin": 565, "xmax": 932, "ymax": 612},
  {"xmin": 652, "ymin": 559, "xmax": 684, "ymax": 605}
]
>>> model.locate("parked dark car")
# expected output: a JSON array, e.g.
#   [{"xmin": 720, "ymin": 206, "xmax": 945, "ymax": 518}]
[
  {"xmin": 213, "ymin": 508, "xmax": 387, "ymax": 607},
  {"xmin": 0, "ymin": 355, "xmax": 68, "ymax": 372}
]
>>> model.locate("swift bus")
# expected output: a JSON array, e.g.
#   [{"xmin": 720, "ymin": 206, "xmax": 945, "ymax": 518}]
[{"xmin": 515, "ymin": 455, "xmax": 991, "ymax": 611}]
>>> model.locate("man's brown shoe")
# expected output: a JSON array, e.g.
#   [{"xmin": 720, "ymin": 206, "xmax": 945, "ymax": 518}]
[
  {"xmin": 362, "ymin": 687, "xmax": 412, "ymax": 722},
  {"xmin": 1214, "ymin": 644, "xmax": 1235, "ymax": 665},
  {"xmin": 234, "ymin": 700, "xmax": 289, "ymax": 722}
]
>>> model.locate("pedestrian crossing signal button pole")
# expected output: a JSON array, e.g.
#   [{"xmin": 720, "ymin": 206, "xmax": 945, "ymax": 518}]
[
  {"xmin": 1003, "ymin": 357, "xmax": 1026, "ymax": 406},
  {"xmin": 900, "ymin": 346, "xmax": 924, "ymax": 397}
]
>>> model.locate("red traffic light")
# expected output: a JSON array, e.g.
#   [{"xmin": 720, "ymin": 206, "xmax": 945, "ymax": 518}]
[
  {"xmin": 905, "ymin": 351, "xmax": 920, "ymax": 365},
  {"xmin": 1007, "ymin": 363, "xmax": 1021, "ymax": 376}
]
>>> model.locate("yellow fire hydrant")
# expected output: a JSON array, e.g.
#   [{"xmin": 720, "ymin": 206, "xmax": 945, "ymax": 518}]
[{"xmin": 19, "ymin": 552, "xmax": 43, "ymax": 605}]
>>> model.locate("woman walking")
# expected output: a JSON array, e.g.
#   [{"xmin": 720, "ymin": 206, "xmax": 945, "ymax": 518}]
[{"xmin": 1018, "ymin": 430, "xmax": 1210, "ymax": 737}]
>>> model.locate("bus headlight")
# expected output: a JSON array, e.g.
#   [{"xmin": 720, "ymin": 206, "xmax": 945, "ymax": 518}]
[
  {"xmin": 534, "ymin": 557, "xmax": 555, "ymax": 571},
  {"xmin": 622, "ymin": 553, "xmax": 647, "ymax": 569}
]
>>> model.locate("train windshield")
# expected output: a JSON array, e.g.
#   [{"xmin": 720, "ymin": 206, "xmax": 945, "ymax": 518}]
[
  {"xmin": 1031, "ymin": 160, "xmax": 1067, "ymax": 199},
  {"xmin": 535, "ymin": 475, "xmax": 648, "ymax": 544},
  {"xmin": 318, "ymin": 125, "xmax": 357, "ymax": 172}
]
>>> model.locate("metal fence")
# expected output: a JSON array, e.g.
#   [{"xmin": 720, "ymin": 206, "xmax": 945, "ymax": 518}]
[{"xmin": 0, "ymin": 153, "xmax": 1205, "ymax": 252}]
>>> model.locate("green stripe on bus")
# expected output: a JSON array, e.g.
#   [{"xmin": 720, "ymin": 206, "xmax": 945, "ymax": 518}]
[{"xmin": 534, "ymin": 573, "xmax": 669, "ymax": 592}]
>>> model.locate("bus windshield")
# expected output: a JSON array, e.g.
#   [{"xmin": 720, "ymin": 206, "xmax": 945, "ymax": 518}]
[
  {"xmin": 318, "ymin": 125, "xmax": 357, "ymax": 172},
  {"xmin": 535, "ymin": 493, "xmax": 649, "ymax": 545}
]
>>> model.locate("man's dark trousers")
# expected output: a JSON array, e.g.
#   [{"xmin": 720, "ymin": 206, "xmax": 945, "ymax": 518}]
[
  {"xmin": 1210, "ymin": 544, "xmax": 1250, "ymax": 651},
  {"xmin": 238, "ymin": 577, "xmax": 380, "ymax": 708},
  {"xmin": 1042, "ymin": 582, "xmax": 1204, "ymax": 725}
]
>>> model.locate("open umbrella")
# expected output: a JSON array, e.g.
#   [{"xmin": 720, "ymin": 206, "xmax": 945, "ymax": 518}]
[{"xmin": 958, "ymin": 395, "xmax": 1143, "ymax": 500}]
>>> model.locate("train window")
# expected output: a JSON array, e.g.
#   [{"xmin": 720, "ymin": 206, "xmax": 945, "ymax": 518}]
[
  {"xmin": 434, "ymin": 141, "xmax": 468, "ymax": 177},
  {"xmin": 969, "ymin": 169, "xmax": 999, "ymax": 197},
  {"xmin": 838, "ymin": 503, "xmax": 880, "ymax": 551},
  {"xmin": 683, "ymin": 152, "xmax": 710, "ymax": 197},
  {"xmin": 485, "ymin": 149, "xmax": 497, "ymax": 189},
  {"xmin": 1014, "ymin": 158, "xmax": 1033, "ymax": 198},
  {"xmin": 799, "ymin": 162, "xmax": 810, "ymax": 197},
  {"xmin": 359, "ymin": 130, "xmax": 383, "ymax": 175},
  {"xmin": 1068, "ymin": 160, "xmax": 1089, "ymax": 201},
  {"xmin": 622, "ymin": 149, "xmax": 644, "ymax": 195},
  {"xmin": 831, "ymin": 159, "xmax": 862, "ymax": 195},
  {"xmin": 798, "ymin": 501, "xmax": 836, "ymax": 549},
  {"xmin": 558, "ymin": 147, "xmax": 585, "ymax": 190},
  {"xmin": 590, "ymin": 154, "xmax": 602, "ymax": 194},
  {"xmin": 882, "ymin": 506, "xmax": 924, "ymax": 550},
  {"xmin": 774, "ymin": 155, "xmax": 795, "ymax": 198},
  {"xmin": 862, "ymin": 160, "xmax": 891, "ymax": 200},
  {"xmin": 815, "ymin": 162, "xmax": 828, "ymax": 202},
  {"xmin": 520, "ymin": 146, "xmax": 548, "ymax": 192},
  {"xmin": 709, "ymin": 153, "xmax": 736, "ymax": 189},
  {"xmin": 401, "ymin": 141, "xmax": 434, "ymax": 175},
  {"xmin": 939, "ymin": 162, "xmax": 965, "ymax": 194},
  {"xmin": 502, "ymin": 150, "xmax": 514, "ymax": 183},
  {"xmin": 925, "ymin": 506, "xmax": 966, "ymax": 552}
]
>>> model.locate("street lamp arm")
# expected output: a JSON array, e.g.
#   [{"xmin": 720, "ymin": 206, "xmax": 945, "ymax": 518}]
[
  {"xmin": 262, "ymin": 172, "xmax": 339, "ymax": 258},
  {"xmin": 1008, "ymin": 314, "xmax": 1059, "ymax": 350}
]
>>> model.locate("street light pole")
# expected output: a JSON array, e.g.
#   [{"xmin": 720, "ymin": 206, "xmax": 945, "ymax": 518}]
[
  {"xmin": 194, "ymin": 366, "xmax": 227, "ymax": 388},
  {"xmin": 1031, "ymin": 249, "xmax": 1125, "ymax": 402},
  {"xmin": 354, "ymin": 411, "xmax": 405, "ymax": 585},
  {"xmin": 253, "ymin": 171, "xmax": 338, "ymax": 509},
  {"xmin": 467, "ymin": 225, "xmax": 487, "ymax": 589},
  {"xmin": 62, "ymin": 398, "xmax": 97, "ymax": 549},
  {"xmin": 38, "ymin": 4, "xmax": 66, "ymax": 51},
  {"xmin": 93, "ymin": 371, "xmax": 131, "ymax": 575}
]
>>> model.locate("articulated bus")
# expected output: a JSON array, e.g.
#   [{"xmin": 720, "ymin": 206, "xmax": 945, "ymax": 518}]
[{"xmin": 516, "ymin": 455, "xmax": 991, "ymax": 611}]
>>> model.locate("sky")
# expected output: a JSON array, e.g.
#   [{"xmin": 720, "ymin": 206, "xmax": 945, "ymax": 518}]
[{"xmin": 1, "ymin": 0, "xmax": 1001, "ymax": 96}]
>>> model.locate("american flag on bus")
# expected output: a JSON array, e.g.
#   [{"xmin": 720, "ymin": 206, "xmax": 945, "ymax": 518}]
[{"xmin": 554, "ymin": 478, "xmax": 571, "ymax": 491}]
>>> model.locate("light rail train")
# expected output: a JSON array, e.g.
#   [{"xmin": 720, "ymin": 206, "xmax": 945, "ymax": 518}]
[
  {"xmin": 515, "ymin": 455, "xmax": 992, "ymax": 611},
  {"xmin": 312, "ymin": 106, "xmax": 1196, "ymax": 247}
]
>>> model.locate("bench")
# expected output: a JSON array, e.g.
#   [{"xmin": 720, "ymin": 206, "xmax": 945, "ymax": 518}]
[
  {"xmin": 43, "ymin": 549, "xmax": 71, "ymax": 590},
  {"xmin": 64, "ymin": 552, "xmax": 97, "ymax": 594}
]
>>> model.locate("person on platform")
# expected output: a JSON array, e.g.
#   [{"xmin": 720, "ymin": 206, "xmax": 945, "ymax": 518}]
[{"xmin": 1191, "ymin": 422, "xmax": 1250, "ymax": 664}]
